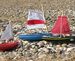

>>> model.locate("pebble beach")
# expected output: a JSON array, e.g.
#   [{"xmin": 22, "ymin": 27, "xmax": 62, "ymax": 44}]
[{"xmin": 0, "ymin": 0, "xmax": 75, "ymax": 61}]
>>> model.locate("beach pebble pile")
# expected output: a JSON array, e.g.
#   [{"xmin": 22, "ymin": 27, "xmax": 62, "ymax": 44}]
[{"xmin": 0, "ymin": 40, "xmax": 75, "ymax": 61}]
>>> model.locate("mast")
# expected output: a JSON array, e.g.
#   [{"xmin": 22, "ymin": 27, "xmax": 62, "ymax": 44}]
[
  {"xmin": 41, "ymin": 4, "xmax": 45, "ymax": 20},
  {"xmin": 41, "ymin": 4, "xmax": 48, "ymax": 32},
  {"xmin": 60, "ymin": 10, "xmax": 63, "ymax": 37}
]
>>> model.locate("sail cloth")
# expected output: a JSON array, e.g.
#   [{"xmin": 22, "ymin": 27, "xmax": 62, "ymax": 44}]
[
  {"xmin": 0, "ymin": 22, "xmax": 13, "ymax": 41},
  {"xmin": 51, "ymin": 16, "xmax": 70, "ymax": 34},
  {"xmin": 26, "ymin": 10, "xmax": 46, "ymax": 29}
]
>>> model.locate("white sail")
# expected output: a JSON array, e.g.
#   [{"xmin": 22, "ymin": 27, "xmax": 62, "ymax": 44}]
[
  {"xmin": 27, "ymin": 24, "xmax": 46, "ymax": 29},
  {"xmin": 27, "ymin": 9, "xmax": 46, "ymax": 29},
  {"xmin": 0, "ymin": 22, "xmax": 13, "ymax": 41},
  {"xmin": 28, "ymin": 9, "xmax": 45, "ymax": 20}
]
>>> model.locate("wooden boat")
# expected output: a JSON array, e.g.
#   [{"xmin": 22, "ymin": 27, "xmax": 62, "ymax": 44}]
[
  {"xmin": 42, "ymin": 16, "xmax": 75, "ymax": 41},
  {"xmin": 0, "ymin": 22, "xmax": 19, "ymax": 51}
]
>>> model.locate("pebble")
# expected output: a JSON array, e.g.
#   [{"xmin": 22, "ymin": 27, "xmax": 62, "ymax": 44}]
[
  {"xmin": 28, "ymin": 60, "xmax": 33, "ymax": 61},
  {"xmin": 42, "ymin": 47, "xmax": 49, "ymax": 53},
  {"xmin": 37, "ymin": 41, "xmax": 45, "ymax": 47},
  {"xmin": 38, "ymin": 54, "xmax": 46, "ymax": 58}
]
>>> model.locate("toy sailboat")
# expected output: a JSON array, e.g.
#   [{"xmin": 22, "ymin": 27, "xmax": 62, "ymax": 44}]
[
  {"xmin": 42, "ymin": 16, "xmax": 74, "ymax": 41},
  {"xmin": 0, "ymin": 22, "xmax": 19, "ymax": 51},
  {"xmin": 19, "ymin": 9, "xmax": 51, "ymax": 41}
]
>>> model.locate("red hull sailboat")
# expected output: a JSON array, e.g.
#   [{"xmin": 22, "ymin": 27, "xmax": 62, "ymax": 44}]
[
  {"xmin": 0, "ymin": 22, "xmax": 19, "ymax": 51},
  {"xmin": 0, "ymin": 41, "xmax": 19, "ymax": 51}
]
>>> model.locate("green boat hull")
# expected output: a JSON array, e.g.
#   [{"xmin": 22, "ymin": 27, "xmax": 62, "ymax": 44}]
[{"xmin": 42, "ymin": 36, "xmax": 75, "ymax": 41}]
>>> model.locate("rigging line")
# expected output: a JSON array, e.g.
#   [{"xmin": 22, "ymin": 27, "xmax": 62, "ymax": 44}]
[
  {"xmin": 60, "ymin": 11, "xmax": 63, "ymax": 38},
  {"xmin": 41, "ymin": 4, "xmax": 48, "ymax": 32}
]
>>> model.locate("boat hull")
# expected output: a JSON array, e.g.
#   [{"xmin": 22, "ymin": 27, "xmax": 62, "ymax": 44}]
[
  {"xmin": 0, "ymin": 41, "xmax": 19, "ymax": 51},
  {"xmin": 19, "ymin": 33, "xmax": 52, "ymax": 41},
  {"xmin": 42, "ymin": 37, "xmax": 70, "ymax": 41},
  {"xmin": 42, "ymin": 36, "xmax": 75, "ymax": 41}
]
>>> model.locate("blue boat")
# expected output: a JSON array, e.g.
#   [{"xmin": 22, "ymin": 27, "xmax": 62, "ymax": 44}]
[
  {"xmin": 19, "ymin": 33, "xmax": 52, "ymax": 41},
  {"xmin": 18, "ymin": 10, "xmax": 52, "ymax": 42}
]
